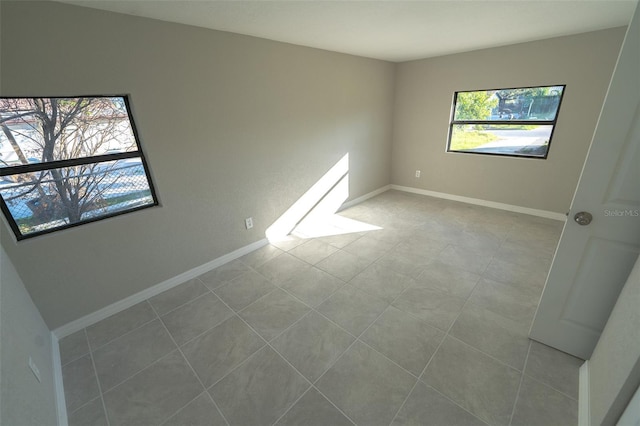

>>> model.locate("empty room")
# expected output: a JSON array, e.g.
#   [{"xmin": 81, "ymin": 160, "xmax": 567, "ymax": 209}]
[{"xmin": 1, "ymin": 1, "xmax": 639, "ymax": 425}]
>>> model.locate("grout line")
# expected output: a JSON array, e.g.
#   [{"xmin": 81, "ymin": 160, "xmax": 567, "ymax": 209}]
[
  {"xmin": 85, "ymin": 328, "xmax": 112, "ymax": 426},
  {"xmin": 269, "ymin": 384, "xmax": 356, "ymax": 426},
  {"xmin": 522, "ymin": 372, "xmax": 580, "ymax": 402},
  {"xmin": 64, "ymin": 194, "xmax": 566, "ymax": 425},
  {"xmin": 148, "ymin": 281, "xmax": 212, "ymax": 317},
  {"xmin": 204, "ymin": 391, "xmax": 231, "ymax": 426},
  {"xmin": 268, "ymin": 386, "xmax": 315, "ymax": 426},
  {"xmin": 309, "ymin": 279, "xmax": 426, "ymax": 421},
  {"xmin": 389, "ymin": 314, "xmax": 449, "ymax": 425},
  {"xmin": 388, "ymin": 260, "xmax": 507, "ymax": 426},
  {"xmin": 86, "ymin": 300, "xmax": 160, "ymax": 352},
  {"xmin": 509, "ymin": 340, "xmax": 533, "ymax": 425},
  {"xmin": 148, "ymin": 302, "xmax": 232, "ymax": 426}
]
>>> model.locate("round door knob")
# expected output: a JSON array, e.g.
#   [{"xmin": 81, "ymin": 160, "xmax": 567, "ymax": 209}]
[{"xmin": 574, "ymin": 211, "xmax": 593, "ymax": 226}]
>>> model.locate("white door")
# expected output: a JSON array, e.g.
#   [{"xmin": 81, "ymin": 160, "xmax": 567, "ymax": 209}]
[{"xmin": 529, "ymin": 2, "xmax": 640, "ymax": 360}]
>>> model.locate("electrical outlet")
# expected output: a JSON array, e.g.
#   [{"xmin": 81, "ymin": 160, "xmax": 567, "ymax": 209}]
[
  {"xmin": 415, "ymin": 170, "xmax": 421, "ymax": 178},
  {"xmin": 245, "ymin": 217, "xmax": 253, "ymax": 230},
  {"xmin": 28, "ymin": 357, "xmax": 41, "ymax": 383}
]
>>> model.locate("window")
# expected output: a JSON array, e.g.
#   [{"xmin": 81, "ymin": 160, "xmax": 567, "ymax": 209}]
[
  {"xmin": 447, "ymin": 85, "xmax": 565, "ymax": 158},
  {"xmin": 0, "ymin": 96, "xmax": 158, "ymax": 240}
]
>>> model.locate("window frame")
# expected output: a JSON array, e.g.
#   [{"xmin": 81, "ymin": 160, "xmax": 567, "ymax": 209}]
[
  {"xmin": 0, "ymin": 95, "xmax": 159, "ymax": 240},
  {"xmin": 446, "ymin": 84, "xmax": 566, "ymax": 159}
]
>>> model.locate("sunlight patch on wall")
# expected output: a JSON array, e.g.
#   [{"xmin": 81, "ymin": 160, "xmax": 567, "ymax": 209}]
[{"xmin": 265, "ymin": 153, "xmax": 381, "ymax": 242}]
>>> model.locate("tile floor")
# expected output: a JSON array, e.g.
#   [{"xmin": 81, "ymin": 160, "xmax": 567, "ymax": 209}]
[{"xmin": 59, "ymin": 190, "xmax": 582, "ymax": 426}]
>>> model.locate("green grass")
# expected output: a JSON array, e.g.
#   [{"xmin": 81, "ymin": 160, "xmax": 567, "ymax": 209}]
[
  {"xmin": 449, "ymin": 128, "xmax": 498, "ymax": 150},
  {"xmin": 481, "ymin": 124, "xmax": 538, "ymax": 130}
]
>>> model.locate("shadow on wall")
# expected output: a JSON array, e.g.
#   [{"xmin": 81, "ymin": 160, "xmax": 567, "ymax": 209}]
[{"xmin": 265, "ymin": 153, "xmax": 381, "ymax": 242}]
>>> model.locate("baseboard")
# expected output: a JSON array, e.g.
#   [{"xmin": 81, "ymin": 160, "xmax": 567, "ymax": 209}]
[
  {"xmin": 52, "ymin": 238, "xmax": 268, "ymax": 339},
  {"xmin": 390, "ymin": 185, "xmax": 567, "ymax": 221},
  {"xmin": 340, "ymin": 184, "xmax": 391, "ymax": 211},
  {"xmin": 51, "ymin": 333, "xmax": 68, "ymax": 426},
  {"xmin": 579, "ymin": 361, "xmax": 590, "ymax": 426}
]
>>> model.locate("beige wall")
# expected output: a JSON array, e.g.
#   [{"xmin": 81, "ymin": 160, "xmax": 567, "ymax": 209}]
[
  {"xmin": 588, "ymin": 254, "xmax": 640, "ymax": 425},
  {"xmin": 0, "ymin": 246, "xmax": 59, "ymax": 426},
  {"xmin": 0, "ymin": 1, "xmax": 395, "ymax": 328},
  {"xmin": 392, "ymin": 28, "xmax": 625, "ymax": 213}
]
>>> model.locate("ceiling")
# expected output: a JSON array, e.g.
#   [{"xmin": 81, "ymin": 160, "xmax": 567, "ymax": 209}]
[{"xmin": 55, "ymin": 0, "xmax": 637, "ymax": 62}]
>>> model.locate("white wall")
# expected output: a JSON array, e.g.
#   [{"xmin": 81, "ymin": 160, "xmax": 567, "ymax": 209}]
[
  {"xmin": 392, "ymin": 28, "xmax": 625, "ymax": 214},
  {"xmin": 587, "ymin": 254, "xmax": 640, "ymax": 425},
  {"xmin": 0, "ymin": 1, "xmax": 395, "ymax": 328},
  {"xmin": 0, "ymin": 245, "xmax": 59, "ymax": 425}
]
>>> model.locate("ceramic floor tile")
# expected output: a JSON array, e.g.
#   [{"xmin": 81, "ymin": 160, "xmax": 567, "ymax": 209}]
[
  {"xmin": 506, "ymin": 226, "xmax": 560, "ymax": 254},
  {"xmin": 422, "ymin": 337, "xmax": 521, "ymax": 426},
  {"xmin": 465, "ymin": 224, "xmax": 514, "ymax": 246},
  {"xmin": 68, "ymin": 398, "xmax": 107, "ymax": 426},
  {"xmin": 288, "ymin": 239, "xmax": 339, "ymax": 265},
  {"xmin": 467, "ymin": 278, "xmax": 539, "ymax": 326},
  {"xmin": 511, "ymin": 375, "xmax": 578, "ymax": 426},
  {"xmin": 393, "ymin": 235, "xmax": 448, "ymax": 261},
  {"xmin": 317, "ymin": 285, "xmax": 388, "ymax": 336},
  {"xmin": 414, "ymin": 261, "xmax": 481, "ymax": 299},
  {"xmin": 392, "ymin": 286, "xmax": 466, "ymax": 331},
  {"xmin": 316, "ymin": 250, "xmax": 373, "ymax": 282},
  {"xmin": 162, "ymin": 392, "xmax": 226, "ymax": 426},
  {"xmin": 161, "ymin": 293, "xmax": 234, "ymax": 345},
  {"xmin": 412, "ymin": 219, "xmax": 466, "ymax": 245},
  {"xmin": 181, "ymin": 316, "xmax": 265, "ymax": 388},
  {"xmin": 270, "ymin": 236, "xmax": 307, "ymax": 252},
  {"xmin": 391, "ymin": 381, "xmax": 486, "ymax": 426},
  {"xmin": 455, "ymin": 229, "xmax": 504, "ymax": 253},
  {"xmin": 62, "ymin": 354, "xmax": 100, "ymax": 412},
  {"xmin": 483, "ymin": 258, "xmax": 549, "ymax": 291},
  {"xmin": 103, "ymin": 351, "xmax": 203, "ymax": 426},
  {"xmin": 360, "ymin": 306, "xmax": 444, "ymax": 376},
  {"xmin": 240, "ymin": 244, "xmax": 283, "ymax": 268},
  {"xmin": 198, "ymin": 259, "xmax": 253, "ymax": 290},
  {"xmin": 525, "ymin": 341, "xmax": 583, "ymax": 399},
  {"xmin": 59, "ymin": 191, "xmax": 575, "ymax": 426},
  {"xmin": 86, "ymin": 302, "xmax": 157, "ymax": 349},
  {"xmin": 92, "ymin": 319, "xmax": 176, "ymax": 391},
  {"xmin": 437, "ymin": 245, "xmax": 494, "ymax": 274},
  {"xmin": 315, "ymin": 232, "xmax": 363, "ymax": 249},
  {"xmin": 449, "ymin": 303, "xmax": 530, "ymax": 370},
  {"xmin": 59, "ymin": 329, "xmax": 90, "ymax": 366},
  {"xmin": 342, "ymin": 236, "xmax": 396, "ymax": 263},
  {"xmin": 257, "ymin": 252, "xmax": 312, "ymax": 283},
  {"xmin": 375, "ymin": 249, "xmax": 433, "ymax": 279},
  {"xmin": 350, "ymin": 263, "xmax": 416, "ymax": 303},
  {"xmin": 275, "ymin": 388, "xmax": 354, "ymax": 426},
  {"xmin": 278, "ymin": 267, "xmax": 345, "ymax": 307},
  {"xmin": 495, "ymin": 240, "xmax": 554, "ymax": 269},
  {"xmin": 148, "ymin": 278, "xmax": 209, "ymax": 315},
  {"xmin": 210, "ymin": 346, "xmax": 310, "ymax": 426},
  {"xmin": 239, "ymin": 288, "xmax": 311, "ymax": 341},
  {"xmin": 316, "ymin": 341, "xmax": 416, "ymax": 426},
  {"xmin": 271, "ymin": 311, "xmax": 355, "ymax": 382},
  {"xmin": 363, "ymin": 226, "xmax": 416, "ymax": 245},
  {"xmin": 213, "ymin": 270, "xmax": 276, "ymax": 311},
  {"xmin": 508, "ymin": 221, "xmax": 562, "ymax": 244}
]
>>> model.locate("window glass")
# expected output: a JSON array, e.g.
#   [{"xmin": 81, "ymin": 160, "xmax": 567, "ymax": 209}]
[
  {"xmin": 447, "ymin": 85, "xmax": 565, "ymax": 158},
  {"xmin": 0, "ymin": 96, "xmax": 158, "ymax": 239}
]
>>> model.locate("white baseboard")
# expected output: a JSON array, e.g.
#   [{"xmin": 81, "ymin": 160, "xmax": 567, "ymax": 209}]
[
  {"xmin": 390, "ymin": 185, "xmax": 567, "ymax": 221},
  {"xmin": 340, "ymin": 185, "xmax": 391, "ymax": 211},
  {"xmin": 579, "ymin": 361, "xmax": 590, "ymax": 426},
  {"xmin": 52, "ymin": 238, "xmax": 268, "ymax": 339},
  {"xmin": 51, "ymin": 333, "xmax": 68, "ymax": 426}
]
